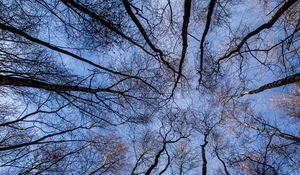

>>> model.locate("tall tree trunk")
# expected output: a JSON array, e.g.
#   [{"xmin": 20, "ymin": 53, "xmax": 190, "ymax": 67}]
[
  {"xmin": 201, "ymin": 134, "xmax": 209, "ymax": 175},
  {"xmin": 0, "ymin": 75, "xmax": 119, "ymax": 94},
  {"xmin": 198, "ymin": 0, "xmax": 217, "ymax": 83},
  {"xmin": 240, "ymin": 72, "xmax": 300, "ymax": 97}
]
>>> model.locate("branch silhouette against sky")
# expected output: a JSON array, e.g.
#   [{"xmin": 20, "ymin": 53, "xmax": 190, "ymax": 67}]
[{"xmin": 0, "ymin": 0, "xmax": 299, "ymax": 174}]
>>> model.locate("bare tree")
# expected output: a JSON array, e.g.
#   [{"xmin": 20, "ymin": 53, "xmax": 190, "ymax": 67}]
[{"xmin": 0, "ymin": 0, "xmax": 299, "ymax": 174}]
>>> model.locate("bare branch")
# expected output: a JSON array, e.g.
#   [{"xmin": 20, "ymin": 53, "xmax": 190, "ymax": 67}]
[{"xmin": 217, "ymin": 0, "xmax": 298, "ymax": 64}]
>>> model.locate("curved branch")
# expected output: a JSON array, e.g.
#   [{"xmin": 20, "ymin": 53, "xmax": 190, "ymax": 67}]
[
  {"xmin": 0, "ymin": 126, "xmax": 86, "ymax": 151},
  {"xmin": 158, "ymin": 149, "xmax": 170, "ymax": 175},
  {"xmin": 122, "ymin": 0, "xmax": 177, "ymax": 73},
  {"xmin": 60, "ymin": 0, "xmax": 154, "ymax": 57},
  {"xmin": 217, "ymin": 0, "xmax": 297, "ymax": 64},
  {"xmin": 144, "ymin": 144, "xmax": 166, "ymax": 175},
  {"xmin": 215, "ymin": 148, "xmax": 230, "ymax": 175}
]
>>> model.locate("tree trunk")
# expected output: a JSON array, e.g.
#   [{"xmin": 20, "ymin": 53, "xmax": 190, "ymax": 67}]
[
  {"xmin": 201, "ymin": 134, "xmax": 209, "ymax": 175},
  {"xmin": 240, "ymin": 72, "xmax": 300, "ymax": 97}
]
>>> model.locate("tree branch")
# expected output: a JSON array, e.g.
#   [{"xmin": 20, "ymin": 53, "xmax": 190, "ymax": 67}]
[
  {"xmin": 122, "ymin": 0, "xmax": 177, "ymax": 73},
  {"xmin": 217, "ymin": 0, "xmax": 297, "ymax": 64},
  {"xmin": 60, "ymin": 0, "xmax": 154, "ymax": 57},
  {"xmin": 0, "ymin": 23, "xmax": 160, "ymax": 93}
]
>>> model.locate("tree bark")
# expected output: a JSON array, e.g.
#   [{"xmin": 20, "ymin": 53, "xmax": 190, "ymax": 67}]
[
  {"xmin": 172, "ymin": 0, "xmax": 192, "ymax": 96},
  {"xmin": 0, "ymin": 75, "xmax": 121, "ymax": 94},
  {"xmin": 240, "ymin": 72, "xmax": 300, "ymax": 97},
  {"xmin": 201, "ymin": 134, "xmax": 209, "ymax": 175},
  {"xmin": 199, "ymin": 0, "xmax": 217, "ymax": 83}
]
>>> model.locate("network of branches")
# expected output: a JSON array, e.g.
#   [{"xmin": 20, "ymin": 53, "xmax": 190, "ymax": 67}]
[{"xmin": 0, "ymin": 0, "xmax": 299, "ymax": 174}]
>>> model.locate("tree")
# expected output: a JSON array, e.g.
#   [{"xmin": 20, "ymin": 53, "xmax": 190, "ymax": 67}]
[{"xmin": 0, "ymin": 0, "xmax": 299, "ymax": 174}]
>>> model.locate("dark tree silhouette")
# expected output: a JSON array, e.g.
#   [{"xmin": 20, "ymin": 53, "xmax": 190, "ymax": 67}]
[{"xmin": 0, "ymin": 0, "xmax": 299, "ymax": 174}]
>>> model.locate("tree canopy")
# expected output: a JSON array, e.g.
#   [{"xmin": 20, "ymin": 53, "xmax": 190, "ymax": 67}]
[{"xmin": 0, "ymin": 0, "xmax": 299, "ymax": 174}]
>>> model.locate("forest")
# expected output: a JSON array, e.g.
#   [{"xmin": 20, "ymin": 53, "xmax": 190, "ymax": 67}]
[{"xmin": 0, "ymin": 0, "xmax": 299, "ymax": 174}]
